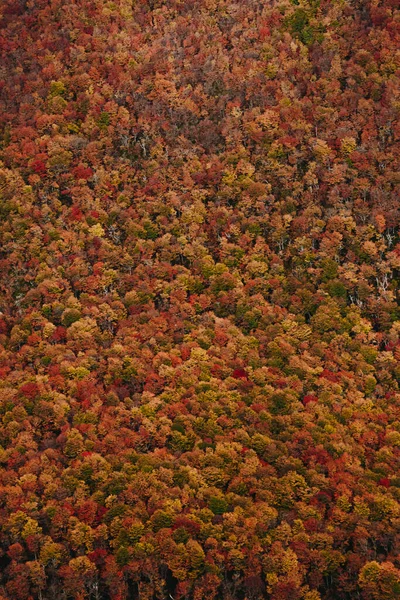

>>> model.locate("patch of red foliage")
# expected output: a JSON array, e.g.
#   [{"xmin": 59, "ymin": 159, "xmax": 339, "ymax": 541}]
[
  {"xmin": 378, "ymin": 477, "xmax": 391, "ymax": 488},
  {"xmin": 303, "ymin": 394, "xmax": 318, "ymax": 405},
  {"xmin": 232, "ymin": 368, "xmax": 248, "ymax": 379},
  {"xmin": 19, "ymin": 382, "xmax": 40, "ymax": 398}
]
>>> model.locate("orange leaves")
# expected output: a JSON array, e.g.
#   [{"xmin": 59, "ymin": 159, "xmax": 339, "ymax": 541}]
[{"xmin": 0, "ymin": 0, "xmax": 400, "ymax": 599}]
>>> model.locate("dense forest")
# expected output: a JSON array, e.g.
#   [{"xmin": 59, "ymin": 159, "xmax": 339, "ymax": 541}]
[{"xmin": 0, "ymin": 0, "xmax": 400, "ymax": 598}]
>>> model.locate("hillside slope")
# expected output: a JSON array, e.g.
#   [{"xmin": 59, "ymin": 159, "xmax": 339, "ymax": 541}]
[{"xmin": 0, "ymin": 1, "xmax": 400, "ymax": 599}]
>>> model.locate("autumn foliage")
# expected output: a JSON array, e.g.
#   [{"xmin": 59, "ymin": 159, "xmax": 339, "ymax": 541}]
[{"xmin": 0, "ymin": 0, "xmax": 400, "ymax": 599}]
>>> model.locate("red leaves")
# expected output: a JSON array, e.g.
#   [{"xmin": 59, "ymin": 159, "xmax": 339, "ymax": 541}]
[
  {"xmin": 378, "ymin": 477, "xmax": 391, "ymax": 488},
  {"xmin": 7, "ymin": 543, "xmax": 24, "ymax": 561},
  {"xmin": 0, "ymin": 2, "xmax": 400, "ymax": 599},
  {"xmin": 320, "ymin": 369, "xmax": 341, "ymax": 383},
  {"xmin": 88, "ymin": 549, "xmax": 108, "ymax": 566},
  {"xmin": 27, "ymin": 332, "xmax": 40, "ymax": 345},
  {"xmin": 0, "ymin": 318, "xmax": 8, "ymax": 334},
  {"xmin": 250, "ymin": 402, "xmax": 265, "ymax": 413},
  {"xmin": 302, "ymin": 394, "xmax": 318, "ymax": 406},
  {"xmin": 92, "ymin": 236, "xmax": 102, "ymax": 250},
  {"xmin": 19, "ymin": 382, "xmax": 40, "ymax": 399},
  {"xmin": 70, "ymin": 205, "xmax": 83, "ymax": 221},
  {"xmin": 172, "ymin": 516, "xmax": 201, "ymax": 534},
  {"xmin": 72, "ymin": 165, "xmax": 93, "ymax": 180},
  {"xmin": 232, "ymin": 368, "xmax": 248, "ymax": 380},
  {"xmin": 181, "ymin": 344, "xmax": 194, "ymax": 360},
  {"xmin": 0, "ymin": 366, "xmax": 10, "ymax": 378},
  {"xmin": 275, "ymin": 379, "xmax": 286, "ymax": 389},
  {"xmin": 97, "ymin": 506, "xmax": 107, "ymax": 521},
  {"xmin": 76, "ymin": 379, "xmax": 98, "ymax": 402},
  {"xmin": 259, "ymin": 26, "xmax": 271, "ymax": 40},
  {"xmin": 51, "ymin": 326, "xmax": 67, "ymax": 342},
  {"xmin": 211, "ymin": 363, "xmax": 223, "ymax": 377},
  {"xmin": 30, "ymin": 158, "xmax": 47, "ymax": 176}
]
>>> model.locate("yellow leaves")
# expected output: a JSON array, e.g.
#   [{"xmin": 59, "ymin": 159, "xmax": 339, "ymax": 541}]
[
  {"xmin": 230, "ymin": 106, "xmax": 242, "ymax": 118},
  {"xmin": 88, "ymin": 223, "xmax": 105, "ymax": 237},
  {"xmin": 189, "ymin": 346, "xmax": 209, "ymax": 364},
  {"xmin": 48, "ymin": 80, "xmax": 67, "ymax": 98},
  {"xmin": 313, "ymin": 139, "xmax": 332, "ymax": 162},
  {"xmin": 228, "ymin": 548, "xmax": 245, "ymax": 570},
  {"xmin": 351, "ymin": 317, "xmax": 372, "ymax": 335},
  {"xmin": 376, "ymin": 351, "xmax": 396, "ymax": 366},
  {"xmin": 336, "ymin": 495, "xmax": 351, "ymax": 513},
  {"xmin": 67, "ymin": 317, "xmax": 98, "ymax": 345},
  {"xmin": 353, "ymin": 498, "xmax": 370, "ymax": 519},
  {"xmin": 258, "ymin": 504, "xmax": 279, "ymax": 527},
  {"xmin": 340, "ymin": 136, "xmax": 357, "ymax": 155},
  {"xmin": 181, "ymin": 200, "xmax": 206, "ymax": 225},
  {"xmin": 64, "ymin": 429, "xmax": 84, "ymax": 458},
  {"xmin": 265, "ymin": 62, "xmax": 279, "ymax": 80},
  {"xmin": 27, "ymin": 561, "xmax": 46, "ymax": 587},
  {"xmin": 289, "ymin": 354, "xmax": 320, "ymax": 376},
  {"xmin": 239, "ymin": 454, "xmax": 260, "ymax": 477},
  {"xmin": 158, "ymin": 363, "xmax": 175, "ymax": 380},
  {"xmin": 128, "ymin": 521, "xmax": 145, "ymax": 544},
  {"xmin": 371, "ymin": 495, "xmax": 400, "ymax": 520},
  {"xmin": 274, "ymin": 521, "xmax": 293, "ymax": 544},
  {"xmin": 67, "ymin": 366, "xmax": 91, "ymax": 380},
  {"xmin": 364, "ymin": 375, "xmax": 377, "ymax": 395},
  {"xmin": 281, "ymin": 547, "xmax": 301, "ymax": 574},
  {"xmin": 67, "ymin": 122, "xmax": 80, "ymax": 133},
  {"xmin": 266, "ymin": 572, "xmax": 279, "ymax": 588},
  {"xmin": 187, "ymin": 540, "xmax": 205, "ymax": 575},
  {"xmin": 296, "ymin": 325, "xmax": 313, "ymax": 341},
  {"xmin": 359, "ymin": 561, "xmax": 382, "ymax": 584},
  {"xmin": 19, "ymin": 473, "xmax": 37, "ymax": 488},
  {"xmin": 39, "ymin": 541, "xmax": 63, "ymax": 566},
  {"xmin": 68, "ymin": 520, "xmax": 94, "ymax": 552},
  {"xmin": 264, "ymin": 543, "xmax": 302, "ymax": 594},
  {"xmin": 236, "ymin": 159, "xmax": 255, "ymax": 178},
  {"xmin": 21, "ymin": 517, "xmax": 42, "ymax": 540},
  {"xmin": 69, "ymin": 556, "xmax": 96, "ymax": 575},
  {"xmin": 132, "ymin": 541, "xmax": 155, "ymax": 560},
  {"xmin": 320, "ymin": 549, "xmax": 346, "ymax": 574},
  {"xmin": 9, "ymin": 325, "xmax": 29, "ymax": 348},
  {"xmin": 303, "ymin": 591, "xmax": 321, "ymax": 600},
  {"xmin": 221, "ymin": 167, "xmax": 236, "ymax": 186},
  {"xmin": 359, "ymin": 561, "xmax": 400, "ymax": 600},
  {"xmin": 47, "ymin": 147, "xmax": 73, "ymax": 171},
  {"xmin": 281, "ymin": 318, "xmax": 312, "ymax": 341},
  {"xmin": 385, "ymin": 431, "xmax": 400, "ymax": 447},
  {"xmin": 48, "ymin": 96, "xmax": 67, "ymax": 115},
  {"xmin": 310, "ymin": 299, "xmax": 343, "ymax": 334},
  {"xmin": 43, "ymin": 322, "xmax": 56, "ymax": 339},
  {"xmin": 247, "ymin": 259, "xmax": 269, "ymax": 276}
]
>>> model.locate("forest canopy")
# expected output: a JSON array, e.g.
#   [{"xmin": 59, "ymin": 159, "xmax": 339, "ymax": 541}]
[{"xmin": 0, "ymin": 0, "xmax": 400, "ymax": 599}]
